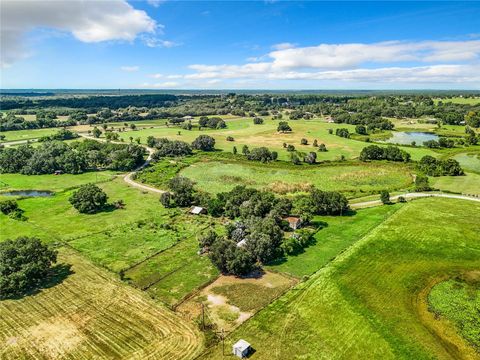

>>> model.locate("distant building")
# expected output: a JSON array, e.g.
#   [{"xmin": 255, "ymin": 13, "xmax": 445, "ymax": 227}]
[
  {"xmin": 233, "ymin": 339, "xmax": 251, "ymax": 358},
  {"xmin": 189, "ymin": 206, "xmax": 206, "ymax": 215},
  {"xmin": 54, "ymin": 170, "xmax": 63, "ymax": 175},
  {"xmin": 183, "ymin": 115, "xmax": 194, "ymax": 121},
  {"xmin": 283, "ymin": 216, "xmax": 302, "ymax": 230}
]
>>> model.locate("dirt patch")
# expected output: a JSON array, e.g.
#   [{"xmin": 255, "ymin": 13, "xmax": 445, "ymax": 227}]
[{"xmin": 177, "ymin": 270, "xmax": 297, "ymax": 332}]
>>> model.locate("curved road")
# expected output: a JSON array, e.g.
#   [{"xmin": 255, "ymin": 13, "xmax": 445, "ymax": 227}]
[{"xmin": 78, "ymin": 133, "xmax": 166, "ymax": 194}]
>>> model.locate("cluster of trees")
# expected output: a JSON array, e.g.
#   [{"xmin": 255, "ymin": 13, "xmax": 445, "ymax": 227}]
[
  {"xmin": 359, "ymin": 145, "xmax": 411, "ymax": 162},
  {"xmin": 418, "ymin": 156, "xmax": 464, "ymax": 176},
  {"xmin": 197, "ymin": 185, "xmax": 348, "ymax": 275},
  {"xmin": 0, "ymin": 140, "xmax": 145, "ymax": 175},
  {"xmin": 199, "ymin": 116, "xmax": 226, "ymax": 129},
  {"xmin": 423, "ymin": 137, "xmax": 455, "ymax": 148},
  {"xmin": 148, "ymin": 137, "xmax": 193, "ymax": 159},
  {"xmin": 192, "ymin": 135, "xmax": 216, "ymax": 151},
  {"xmin": 0, "ymin": 199, "xmax": 26, "ymax": 221},
  {"xmin": 0, "ymin": 237, "xmax": 58, "ymax": 299},
  {"xmin": 38, "ymin": 129, "xmax": 79, "ymax": 142},
  {"xmin": 465, "ymin": 111, "xmax": 480, "ymax": 128},
  {"xmin": 0, "ymin": 112, "xmax": 76, "ymax": 131},
  {"xmin": 332, "ymin": 111, "xmax": 394, "ymax": 131},
  {"xmin": 69, "ymin": 184, "xmax": 109, "ymax": 214}
]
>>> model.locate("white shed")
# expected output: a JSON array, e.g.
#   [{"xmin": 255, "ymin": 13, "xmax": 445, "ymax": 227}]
[
  {"xmin": 189, "ymin": 206, "xmax": 206, "ymax": 215},
  {"xmin": 232, "ymin": 339, "xmax": 251, "ymax": 358}
]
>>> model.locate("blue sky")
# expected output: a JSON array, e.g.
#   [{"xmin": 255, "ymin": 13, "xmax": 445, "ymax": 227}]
[{"xmin": 1, "ymin": 1, "xmax": 479, "ymax": 89}]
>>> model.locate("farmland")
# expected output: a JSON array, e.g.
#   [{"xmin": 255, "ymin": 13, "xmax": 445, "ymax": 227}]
[
  {"xmin": 0, "ymin": 248, "xmax": 202, "ymax": 359},
  {"xmin": 202, "ymin": 198, "xmax": 480, "ymax": 359},
  {"xmin": 1, "ymin": 90, "xmax": 480, "ymax": 360}
]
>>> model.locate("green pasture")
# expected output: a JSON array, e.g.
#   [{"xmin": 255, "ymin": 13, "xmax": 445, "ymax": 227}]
[
  {"xmin": 430, "ymin": 172, "xmax": 480, "ymax": 196},
  {"xmin": 434, "ymin": 97, "xmax": 480, "ymax": 105},
  {"xmin": 203, "ymin": 198, "xmax": 480, "ymax": 359},
  {"xmin": 117, "ymin": 117, "xmax": 436, "ymax": 161},
  {"xmin": 0, "ymin": 128, "xmax": 60, "ymax": 142},
  {"xmin": 428, "ymin": 276, "xmax": 480, "ymax": 351},
  {"xmin": 0, "ymin": 171, "xmax": 116, "ymax": 192},
  {"xmin": 180, "ymin": 159, "xmax": 414, "ymax": 197},
  {"xmin": 267, "ymin": 204, "xmax": 401, "ymax": 277}
]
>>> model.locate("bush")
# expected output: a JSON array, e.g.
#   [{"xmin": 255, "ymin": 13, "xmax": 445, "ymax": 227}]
[
  {"xmin": 0, "ymin": 199, "xmax": 18, "ymax": 215},
  {"xmin": 192, "ymin": 135, "xmax": 216, "ymax": 151},
  {"xmin": 160, "ymin": 192, "xmax": 172, "ymax": 208},
  {"xmin": 414, "ymin": 175, "xmax": 431, "ymax": 191},
  {"xmin": 0, "ymin": 237, "xmax": 57, "ymax": 299},
  {"xmin": 69, "ymin": 183, "xmax": 108, "ymax": 214},
  {"xmin": 336, "ymin": 128, "xmax": 350, "ymax": 138},
  {"xmin": 380, "ymin": 190, "xmax": 390, "ymax": 204},
  {"xmin": 149, "ymin": 138, "xmax": 192, "ymax": 159},
  {"xmin": 304, "ymin": 152, "xmax": 317, "ymax": 164},
  {"xmin": 247, "ymin": 147, "xmax": 276, "ymax": 162},
  {"xmin": 253, "ymin": 117, "xmax": 264, "ymax": 125},
  {"xmin": 277, "ymin": 121, "xmax": 292, "ymax": 132},
  {"xmin": 300, "ymin": 138, "xmax": 308, "ymax": 145},
  {"xmin": 397, "ymin": 196, "xmax": 407, "ymax": 203},
  {"xmin": 418, "ymin": 156, "xmax": 464, "ymax": 176},
  {"xmin": 318, "ymin": 143, "xmax": 328, "ymax": 152},
  {"xmin": 226, "ymin": 136, "xmax": 234, "ymax": 141}
]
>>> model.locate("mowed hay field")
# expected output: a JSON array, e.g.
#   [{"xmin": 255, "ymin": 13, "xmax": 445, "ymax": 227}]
[
  {"xmin": 0, "ymin": 248, "xmax": 202, "ymax": 360},
  {"xmin": 181, "ymin": 160, "xmax": 413, "ymax": 196},
  {"xmin": 117, "ymin": 117, "xmax": 435, "ymax": 161},
  {"xmin": 202, "ymin": 198, "xmax": 480, "ymax": 359}
]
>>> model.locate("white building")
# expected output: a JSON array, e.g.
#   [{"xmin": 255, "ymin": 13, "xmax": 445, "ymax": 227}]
[{"xmin": 232, "ymin": 339, "xmax": 251, "ymax": 358}]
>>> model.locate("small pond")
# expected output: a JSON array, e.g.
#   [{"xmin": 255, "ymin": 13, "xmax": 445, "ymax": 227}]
[
  {"xmin": 0, "ymin": 190, "xmax": 54, "ymax": 197},
  {"xmin": 382, "ymin": 131, "xmax": 439, "ymax": 146}
]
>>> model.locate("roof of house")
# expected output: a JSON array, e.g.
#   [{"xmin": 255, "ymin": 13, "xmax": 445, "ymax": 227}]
[
  {"xmin": 233, "ymin": 339, "xmax": 251, "ymax": 351},
  {"xmin": 236, "ymin": 239, "xmax": 247, "ymax": 248},
  {"xmin": 190, "ymin": 206, "xmax": 205, "ymax": 214},
  {"xmin": 284, "ymin": 216, "xmax": 301, "ymax": 224}
]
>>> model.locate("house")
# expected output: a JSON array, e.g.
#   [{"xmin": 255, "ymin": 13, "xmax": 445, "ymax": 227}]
[
  {"xmin": 183, "ymin": 115, "xmax": 194, "ymax": 121},
  {"xmin": 284, "ymin": 216, "xmax": 302, "ymax": 230},
  {"xmin": 189, "ymin": 206, "xmax": 206, "ymax": 215},
  {"xmin": 232, "ymin": 339, "xmax": 251, "ymax": 358},
  {"xmin": 236, "ymin": 239, "xmax": 247, "ymax": 248}
]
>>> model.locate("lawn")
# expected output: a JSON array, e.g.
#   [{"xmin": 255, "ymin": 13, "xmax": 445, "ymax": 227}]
[
  {"xmin": 433, "ymin": 97, "xmax": 480, "ymax": 105},
  {"xmin": 124, "ymin": 217, "xmax": 222, "ymax": 307},
  {"xmin": 202, "ymin": 198, "xmax": 480, "ymax": 359},
  {"xmin": 267, "ymin": 204, "xmax": 401, "ymax": 277},
  {"xmin": 0, "ymin": 248, "xmax": 202, "ymax": 360},
  {"xmin": 0, "ymin": 128, "xmax": 61, "ymax": 142},
  {"xmin": 0, "ymin": 171, "xmax": 116, "ymax": 192},
  {"xmin": 180, "ymin": 159, "xmax": 414, "ymax": 197},
  {"xmin": 117, "ymin": 117, "xmax": 435, "ymax": 161},
  {"xmin": 430, "ymin": 172, "xmax": 480, "ymax": 196},
  {"xmin": 0, "ymin": 178, "xmax": 168, "ymax": 242}
]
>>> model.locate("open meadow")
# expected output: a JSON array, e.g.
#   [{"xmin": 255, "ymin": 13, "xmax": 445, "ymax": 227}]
[{"xmin": 202, "ymin": 198, "xmax": 480, "ymax": 359}]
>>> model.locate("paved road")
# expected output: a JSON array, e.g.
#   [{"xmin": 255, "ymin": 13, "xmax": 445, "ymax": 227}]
[
  {"xmin": 78, "ymin": 133, "xmax": 165, "ymax": 194},
  {"xmin": 351, "ymin": 192, "xmax": 480, "ymax": 208}
]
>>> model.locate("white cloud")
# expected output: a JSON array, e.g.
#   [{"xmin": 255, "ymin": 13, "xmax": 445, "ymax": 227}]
[
  {"xmin": 272, "ymin": 42, "xmax": 296, "ymax": 50},
  {"xmin": 141, "ymin": 36, "xmax": 179, "ymax": 48},
  {"xmin": 150, "ymin": 73, "xmax": 163, "ymax": 79},
  {"xmin": 142, "ymin": 81, "xmax": 180, "ymax": 88},
  {"xmin": 180, "ymin": 39, "xmax": 480, "ymax": 86},
  {"xmin": 121, "ymin": 65, "xmax": 139, "ymax": 72},
  {"xmin": 1, "ymin": 0, "xmax": 157, "ymax": 67},
  {"xmin": 147, "ymin": 0, "xmax": 165, "ymax": 8}
]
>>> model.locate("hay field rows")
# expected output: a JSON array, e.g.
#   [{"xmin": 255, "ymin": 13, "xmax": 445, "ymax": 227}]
[{"xmin": 0, "ymin": 248, "xmax": 202, "ymax": 360}]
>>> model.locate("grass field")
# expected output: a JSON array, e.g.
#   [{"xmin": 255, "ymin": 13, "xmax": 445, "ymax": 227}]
[
  {"xmin": 0, "ymin": 128, "xmax": 61, "ymax": 142},
  {"xmin": 180, "ymin": 159, "xmax": 413, "ymax": 197},
  {"xmin": 0, "ymin": 171, "xmax": 117, "ymax": 192},
  {"xmin": 430, "ymin": 172, "xmax": 480, "ymax": 196},
  {"xmin": 428, "ymin": 274, "xmax": 480, "ymax": 352},
  {"xmin": 0, "ymin": 248, "xmax": 202, "ymax": 360},
  {"xmin": 117, "ymin": 117, "xmax": 436, "ymax": 161},
  {"xmin": 434, "ymin": 97, "xmax": 480, "ymax": 105},
  {"xmin": 202, "ymin": 198, "xmax": 480, "ymax": 359}
]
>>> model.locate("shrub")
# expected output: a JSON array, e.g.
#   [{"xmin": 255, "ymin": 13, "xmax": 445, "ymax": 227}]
[
  {"xmin": 69, "ymin": 183, "xmax": 108, "ymax": 214},
  {"xmin": 253, "ymin": 117, "xmax": 264, "ymax": 125},
  {"xmin": 192, "ymin": 135, "xmax": 216, "ymax": 151},
  {"xmin": 149, "ymin": 138, "xmax": 192, "ymax": 159},
  {"xmin": 335, "ymin": 128, "xmax": 350, "ymax": 138},
  {"xmin": 226, "ymin": 136, "xmax": 234, "ymax": 141},
  {"xmin": 277, "ymin": 121, "xmax": 292, "ymax": 132},
  {"xmin": 318, "ymin": 143, "xmax": 328, "ymax": 152},
  {"xmin": 300, "ymin": 138, "xmax": 308, "ymax": 145},
  {"xmin": 247, "ymin": 147, "xmax": 276, "ymax": 162},
  {"xmin": 380, "ymin": 190, "xmax": 390, "ymax": 204}
]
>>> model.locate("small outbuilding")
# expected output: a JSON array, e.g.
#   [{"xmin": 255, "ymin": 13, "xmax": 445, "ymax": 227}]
[
  {"xmin": 284, "ymin": 216, "xmax": 302, "ymax": 230},
  {"xmin": 232, "ymin": 339, "xmax": 251, "ymax": 358},
  {"xmin": 189, "ymin": 206, "xmax": 207, "ymax": 215},
  {"xmin": 236, "ymin": 239, "xmax": 247, "ymax": 248}
]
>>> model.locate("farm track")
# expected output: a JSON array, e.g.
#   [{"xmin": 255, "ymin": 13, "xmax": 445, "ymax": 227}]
[{"xmin": 350, "ymin": 192, "xmax": 480, "ymax": 208}]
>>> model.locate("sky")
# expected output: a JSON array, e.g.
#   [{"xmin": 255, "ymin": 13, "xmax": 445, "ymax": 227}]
[{"xmin": 1, "ymin": 0, "xmax": 480, "ymax": 90}]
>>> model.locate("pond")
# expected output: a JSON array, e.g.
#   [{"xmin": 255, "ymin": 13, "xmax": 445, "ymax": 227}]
[
  {"xmin": 0, "ymin": 190, "xmax": 54, "ymax": 197},
  {"xmin": 381, "ymin": 131, "xmax": 439, "ymax": 146}
]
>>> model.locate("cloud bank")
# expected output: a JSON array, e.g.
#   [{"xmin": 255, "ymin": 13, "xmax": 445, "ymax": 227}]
[{"xmin": 0, "ymin": 0, "xmax": 157, "ymax": 67}]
